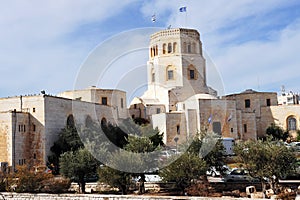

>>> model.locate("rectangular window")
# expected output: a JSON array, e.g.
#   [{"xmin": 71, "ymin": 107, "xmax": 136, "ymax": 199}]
[
  {"xmin": 231, "ymin": 128, "xmax": 233, "ymax": 133},
  {"xmin": 33, "ymin": 153, "xmax": 36, "ymax": 159},
  {"xmin": 33, "ymin": 124, "xmax": 36, "ymax": 132},
  {"xmin": 244, "ymin": 124, "xmax": 247, "ymax": 133},
  {"xmin": 19, "ymin": 124, "xmax": 25, "ymax": 132},
  {"xmin": 134, "ymin": 104, "xmax": 137, "ymax": 109},
  {"xmin": 121, "ymin": 98, "xmax": 124, "ymax": 108},
  {"xmin": 177, "ymin": 125, "xmax": 180, "ymax": 134},
  {"xmin": 101, "ymin": 97, "xmax": 107, "ymax": 105},
  {"xmin": 33, "ymin": 107, "xmax": 36, "ymax": 113},
  {"xmin": 156, "ymin": 108, "xmax": 161, "ymax": 114},
  {"xmin": 189, "ymin": 70, "xmax": 195, "ymax": 79},
  {"xmin": 152, "ymin": 73, "xmax": 155, "ymax": 82},
  {"xmin": 266, "ymin": 99, "xmax": 271, "ymax": 106},
  {"xmin": 245, "ymin": 99, "xmax": 251, "ymax": 108},
  {"xmin": 167, "ymin": 70, "xmax": 174, "ymax": 80}
]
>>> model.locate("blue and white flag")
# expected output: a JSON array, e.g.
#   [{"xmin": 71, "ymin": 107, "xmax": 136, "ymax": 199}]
[
  {"xmin": 179, "ymin": 6, "xmax": 187, "ymax": 12},
  {"xmin": 227, "ymin": 113, "xmax": 232, "ymax": 122},
  {"xmin": 151, "ymin": 14, "xmax": 156, "ymax": 22},
  {"xmin": 208, "ymin": 114, "xmax": 212, "ymax": 124}
]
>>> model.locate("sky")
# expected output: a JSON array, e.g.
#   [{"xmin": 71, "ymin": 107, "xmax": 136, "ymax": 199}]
[{"xmin": 1, "ymin": 0, "xmax": 300, "ymax": 100}]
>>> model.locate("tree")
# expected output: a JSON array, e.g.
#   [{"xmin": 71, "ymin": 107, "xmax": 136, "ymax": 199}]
[
  {"xmin": 235, "ymin": 138, "xmax": 297, "ymax": 196},
  {"xmin": 297, "ymin": 130, "xmax": 300, "ymax": 141},
  {"xmin": 59, "ymin": 148, "xmax": 99, "ymax": 193},
  {"xmin": 98, "ymin": 120, "xmax": 164, "ymax": 194},
  {"xmin": 48, "ymin": 125, "xmax": 84, "ymax": 174},
  {"xmin": 101, "ymin": 122, "xmax": 128, "ymax": 149},
  {"xmin": 159, "ymin": 152, "xmax": 207, "ymax": 195},
  {"xmin": 98, "ymin": 149, "xmax": 147, "ymax": 195},
  {"xmin": 187, "ymin": 131, "xmax": 225, "ymax": 170},
  {"xmin": 124, "ymin": 135, "xmax": 158, "ymax": 194},
  {"xmin": 159, "ymin": 131, "xmax": 225, "ymax": 195},
  {"xmin": 266, "ymin": 123, "xmax": 289, "ymax": 141}
]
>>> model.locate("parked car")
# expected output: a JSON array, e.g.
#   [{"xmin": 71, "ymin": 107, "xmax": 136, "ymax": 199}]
[
  {"xmin": 222, "ymin": 168, "xmax": 259, "ymax": 182},
  {"xmin": 280, "ymin": 159, "xmax": 300, "ymax": 180},
  {"xmin": 159, "ymin": 150, "xmax": 174, "ymax": 161},
  {"xmin": 290, "ymin": 142, "xmax": 300, "ymax": 151},
  {"xmin": 206, "ymin": 165, "xmax": 230, "ymax": 177}
]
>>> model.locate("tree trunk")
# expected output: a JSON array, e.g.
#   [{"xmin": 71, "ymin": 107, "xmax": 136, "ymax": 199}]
[
  {"xmin": 120, "ymin": 184, "xmax": 127, "ymax": 195},
  {"xmin": 262, "ymin": 181, "xmax": 266, "ymax": 199},
  {"xmin": 79, "ymin": 180, "xmax": 86, "ymax": 193},
  {"xmin": 138, "ymin": 174, "xmax": 145, "ymax": 194}
]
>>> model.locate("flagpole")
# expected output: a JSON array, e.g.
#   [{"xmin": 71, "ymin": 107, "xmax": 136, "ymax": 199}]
[{"xmin": 185, "ymin": 9, "xmax": 187, "ymax": 27}]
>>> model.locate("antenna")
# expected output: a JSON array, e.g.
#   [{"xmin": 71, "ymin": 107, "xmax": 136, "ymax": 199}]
[{"xmin": 281, "ymin": 85, "xmax": 285, "ymax": 93}]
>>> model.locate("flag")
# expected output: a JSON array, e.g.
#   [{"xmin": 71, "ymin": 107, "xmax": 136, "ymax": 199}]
[
  {"xmin": 179, "ymin": 6, "xmax": 187, "ymax": 12},
  {"xmin": 227, "ymin": 113, "xmax": 232, "ymax": 122},
  {"xmin": 208, "ymin": 114, "xmax": 212, "ymax": 124},
  {"xmin": 151, "ymin": 14, "xmax": 156, "ymax": 22}
]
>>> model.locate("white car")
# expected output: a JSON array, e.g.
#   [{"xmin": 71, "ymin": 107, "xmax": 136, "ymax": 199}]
[
  {"xmin": 222, "ymin": 168, "xmax": 259, "ymax": 182},
  {"xmin": 206, "ymin": 165, "xmax": 230, "ymax": 177},
  {"xmin": 290, "ymin": 142, "xmax": 300, "ymax": 151}
]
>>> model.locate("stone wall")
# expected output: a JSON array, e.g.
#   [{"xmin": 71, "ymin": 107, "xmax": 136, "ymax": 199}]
[
  {"xmin": 0, "ymin": 112, "xmax": 10, "ymax": 164},
  {"xmin": 0, "ymin": 92, "xmax": 128, "ymax": 169},
  {"xmin": 0, "ymin": 193, "xmax": 264, "ymax": 200},
  {"xmin": 199, "ymin": 99, "xmax": 238, "ymax": 139},
  {"xmin": 261, "ymin": 105, "xmax": 300, "ymax": 138}
]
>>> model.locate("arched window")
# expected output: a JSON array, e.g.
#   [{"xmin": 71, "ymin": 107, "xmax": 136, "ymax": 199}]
[
  {"xmin": 151, "ymin": 69, "xmax": 155, "ymax": 82},
  {"xmin": 166, "ymin": 65, "xmax": 175, "ymax": 81},
  {"xmin": 162, "ymin": 43, "xmax": 166, "ymax": 54},
  {"xmin": 187, "ymin": 43, "xmax": 191, "ymax": 53},
  {"xmin": 287, "ymin": 116, "xmax": 297, "ymax": 131},
  {"xmin": 192, "ymin": 42, "xmax": 196, "ymax": 53},
  {"xmin": 213, "ymin": 122, "xmax": 221, "ymax": 135},
  {"xmin": 85, "ymin": 115, "xmax": 93, "ymax": 127},
  {"xmin": 150, "ymin": 47, "xmax": 153, "ymax": 57},
  {"xmin": 101, "ymin": 117, "xmax": 107, "ymax": 127},
  {"xmin": 176, "ymin": 125, "xmax": 180, "ymax": 134},
  {"xmin": 187, "ymin": 65, "xmax": 197, "ymax": 80},
  {"xmin": 66, "ymin": 114, "xmax": 75, "ymax": 128},
  {"xmin": 173, "ymin": 42, "xmax": 177, "ymax": 53},
  {"xmin": 167, "ymin": 43, "xmax": 172, "ymax": 53}
]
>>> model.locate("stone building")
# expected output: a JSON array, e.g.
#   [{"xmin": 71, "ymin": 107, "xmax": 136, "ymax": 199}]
[
  {"xmin": 129, "ymin": 28, "xmax": 300, "ymax": 146},
  {"xmin": 0, "ymin": 87, "xmax": 127, "ymax": 170},
  {"xmin": 1, "ymin": 27, "xmax": 300, "ymax": 169}
]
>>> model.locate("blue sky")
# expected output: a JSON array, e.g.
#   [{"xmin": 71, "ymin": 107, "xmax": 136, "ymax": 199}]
[{"xmin": 1, "ymin": 0, "xmax": 300, "ymax": 99}]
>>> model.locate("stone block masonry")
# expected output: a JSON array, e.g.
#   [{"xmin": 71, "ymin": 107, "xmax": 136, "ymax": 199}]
[{"xmin": 0, "ymin": 193, "xmax": 264, "ymax": 200}]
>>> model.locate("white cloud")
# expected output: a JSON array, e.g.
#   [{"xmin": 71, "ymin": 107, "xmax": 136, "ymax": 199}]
[
  {"xmin": 0, "ymin": 0, "xmax": 135, "ymax": 96},
  {"xmin": 1, "ymin": 0, "xmax": 300, "ymax": 98},
  {"xmin": 213, "ymin": 19, "xmax": 300, "ymax": 94}
]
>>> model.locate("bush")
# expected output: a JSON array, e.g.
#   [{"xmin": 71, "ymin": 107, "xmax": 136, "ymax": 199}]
[
  {"xmin": 6, "ymin": 165, "xmax": 70, "ymax": 193},
  {"xmin": 40, "ymin": 177, "xmax": 71, "ymax": 193},
  {"xmin": 0, "ymin": 172, "xmax": 6, "ymax": 192}
]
